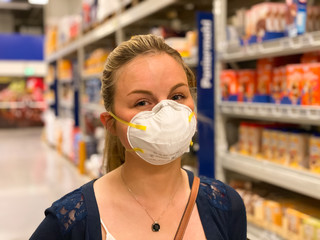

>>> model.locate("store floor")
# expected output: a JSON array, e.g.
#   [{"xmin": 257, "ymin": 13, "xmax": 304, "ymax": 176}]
[{"xmin": 0, "ymin": 127, "xmax": 90, "ymax": 240}]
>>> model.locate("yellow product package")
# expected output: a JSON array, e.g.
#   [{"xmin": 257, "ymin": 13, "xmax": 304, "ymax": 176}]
[
  {"xmin": 303, "ymin": 216, "xmax": 320, "ymax": 240},
  {"xmin": 309, "ymin": 134, "xmax": 320, "ymax": 174}
]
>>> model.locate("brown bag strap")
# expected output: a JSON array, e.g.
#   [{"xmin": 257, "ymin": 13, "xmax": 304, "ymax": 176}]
[{"xmin": 174, "ymin": 175, "xmax": 200, "ymax": 240}]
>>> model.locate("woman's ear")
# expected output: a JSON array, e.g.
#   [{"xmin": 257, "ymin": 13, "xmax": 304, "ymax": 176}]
[{"xmin": 100, "ymin": 112, "xmax": 116, "ymax": 136}]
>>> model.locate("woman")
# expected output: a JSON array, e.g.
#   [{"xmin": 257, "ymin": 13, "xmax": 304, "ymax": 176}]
[{"xmin": 30, "ymin": 34, "xmax": 246, "ymax": 240}]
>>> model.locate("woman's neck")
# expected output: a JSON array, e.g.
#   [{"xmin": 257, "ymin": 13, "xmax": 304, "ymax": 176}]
[{"xmin": 120, "ymin": 153, "xmax": 186, "ymax": 202}]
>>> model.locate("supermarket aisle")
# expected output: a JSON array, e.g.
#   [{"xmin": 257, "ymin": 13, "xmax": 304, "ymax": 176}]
[{"xmin": 0, "ymin": 127, "xmax": 90, "ymax": 240}]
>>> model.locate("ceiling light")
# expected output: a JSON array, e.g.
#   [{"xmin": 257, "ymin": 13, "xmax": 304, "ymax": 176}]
[{"xmin": 28, "ymin": 0, "xmax": 49, "ymax": 5}]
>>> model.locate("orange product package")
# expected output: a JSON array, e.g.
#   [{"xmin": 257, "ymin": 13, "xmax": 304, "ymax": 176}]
[
  {"xmin": 301, "ymin": 63, "xmax": 320, "ymax": 106},
  {"xmin": 286, "ymin": 64, "xmax": 304, "ymax": 105},
  {"xmin": 257, "ymin": 58, "xmax": 274, "ymax": 95},
  {"xmin": 220, "ymin": 70, "xmax": 238, "ymax": 101},
  {"xmin": 238, "ymin": 70, "xmax": 257, "ymax": 102},
  {"xmin": 271, "ymin": 67, "xmax": 286, "ymax": 104}
]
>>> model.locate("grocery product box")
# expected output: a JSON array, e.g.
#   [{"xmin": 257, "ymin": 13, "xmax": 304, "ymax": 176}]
[
  {"xmin": 288, "ymin": 131, "xmax": 309, "ymax": 169},
  {"xmin": 238, "ymin": 122, "xmax": 250, "ymax": 154},
  {"xmin": 254, "ymin": 58, "xmax": 274, "ymax": 103},
  {"xmin": 262, "ymin": 128, "xmax": 273, "ymax": 160},
  {"xmin": 247, "ymin": 123, "xmax": 262, "ymax": 156},
  {"xmin": 271, "ymin": 67, "xmax": 286, "ymax": 104},
  {"xmin": 220, "ymin": 70, "xmax": 238, "ymax": 101},
  {"xmin": 281, "ymin": 64, "xmax": 303, "ymax": 105},
  {"xmin": 284, "ymin": 207, "xmax": 307, "ymax": 240},
  {"xmin": 276, "ymin": 130, "xmax": 290, "ymax": 165},
  {"xmin": 285, "ymin": 0, "xmax": 307, "ymax": 37},
  {"xmin": 302, "ymin": 215, "xmax": 320, "ymax": 240},
  {"xmin": 238, "ymin": 70, "xmax": 257, "ymax": 102},
  {"xmin": 309, "ymin": 133, "xmax": 320, "ymax": 174},
  {"xmin": 301, "ymin": 63, "xmax": 320, "ymax": 106}
]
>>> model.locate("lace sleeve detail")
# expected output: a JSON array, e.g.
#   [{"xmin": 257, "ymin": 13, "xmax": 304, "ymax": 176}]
[
  {"xmin": 50, "ymin": 188, "xmax": 87, "ymax": 234},
  {"xmin": 199, "ymin": 176, "xmax": 230, "ymax": 211}
]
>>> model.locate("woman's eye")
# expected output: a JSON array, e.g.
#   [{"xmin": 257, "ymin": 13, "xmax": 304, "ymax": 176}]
[
  {"xmin": 171, "ymin": 94, "xmax": 185, "ymax": 101},
  {"xmin": 135, "ymin": 100, "xmax": 148, "ymax": 107}
]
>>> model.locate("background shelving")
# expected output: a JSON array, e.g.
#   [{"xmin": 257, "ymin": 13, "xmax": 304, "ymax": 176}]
[
  {"xmin": 214, "ymin": 0, "xmax": 320, "ymax": 238},
  {"xmin": 219, "ymin": 102, "xmax": 320, "ymax": 126}
]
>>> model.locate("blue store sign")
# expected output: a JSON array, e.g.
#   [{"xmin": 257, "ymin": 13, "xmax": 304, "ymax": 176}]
[{"xmin": 196, "ymin": 12, "xmax": 215, "ymax": 178}]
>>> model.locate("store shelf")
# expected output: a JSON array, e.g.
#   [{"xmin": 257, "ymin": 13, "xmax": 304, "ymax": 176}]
[
  {"xmin": 220, "ymin": 151, "xmax": 320, "ymax": 200},
  {"xmin": 0, "ymin": 101, "xmax": 47, "ymax": 109},
  {"xmin": 247, "ymin": 223, "xmax": 284, "ymax": 240},
  {"xmin": 219, "ymin": 102, "xmax": 320, "ymax": 126},
  {"xmin": 219, "ymin": 31, "xmax": 320, "ymax": 62},
  {"xmin": 0, "ymin": 61, "xmax": 47, "ymax": 77},
  {"xmin": 46, "ymin": 0, "xmax": 177, "ymax": 63}
]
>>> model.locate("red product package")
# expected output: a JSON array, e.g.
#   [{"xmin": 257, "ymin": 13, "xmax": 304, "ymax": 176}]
[
  {"xmin": 257, "ymin": 58, "xmax": 274, "ymax": 95},
  {"xmin": 286, "ymin": 64, "xmax": 303, "ymax": 104},
  {"xmin": 220, "ymin": 70, "xmax": 238, "ymax": 101},
  {"xmin": 301, "ymin": 63, "xmax": 320, "ymax": 105},
  {"xmin": 238, "ymin": 70, "xmax": 257, "ymax": 102},
  {"xmin": 271, "ymin": 67, "xmax": 286, "ymax": 103}
]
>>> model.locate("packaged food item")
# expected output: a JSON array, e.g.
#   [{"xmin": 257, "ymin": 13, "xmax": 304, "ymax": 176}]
[
  {"xmin": 253, "ymin": 195, "xmax": 266, "ymax": 228},
  {"xmin": 255, "ymin": 58, "xmax": 274, "ymax": 102},
  {"xmin": 220, "ymin": 70, "xmax": 238, "ymax": 101},
  {"xmin": 309, "ymin": 133, "xmax": 320, "ymax": 174},
  {"xmin": 303, "ymin": 216, "xmax": 320, "ymax": 240},
  {"xmin": 238, "ymin": 70, "xmax": 257, "ymax": 102},
  {"xmin": 301, "ymin": 63, "xmax": 320, "ymax": 106},
  {"xmin": 288, "ymin": 131, "xmax": 309, "ymax": 169},
  {"xmin": 286, "ymin": 0, "xmax": 307, "ymax": 37},
  {"xmin": 276, "ymin": 130, "xmax": 290, "ymax": 165},
  {"xmin": 284, "ymin": 207, "xmax": 307, "ymax": 240},
  {"xmin": 283, "ymin": 64, "xmax": 303, "ymax": 105},
  {"xmin": 264, "ymin": 199, "xmax": 283, "ymax": 233},
  {"xmin": 57, "ymin": 59, "xmax": 73, "ymax": 81},
  {"xmin": 262, "ymin": 127, "xmax": 273, "ymax": 160},
  {"xmin": 247, "ymin": 123, "xmax": 262, "ymax": 156},
  {"xmin": 271, "ymin": 67, "xmax": 286, "ymax": 104},
  {"xmin": 239, "ymin": 122, "xmax": 250, "ymax": 154}
]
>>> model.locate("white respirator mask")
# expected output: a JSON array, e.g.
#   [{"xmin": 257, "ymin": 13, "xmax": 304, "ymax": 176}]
[{"xmin": 109, "ymin": 100, "xmax": 197, "ymax": 165}]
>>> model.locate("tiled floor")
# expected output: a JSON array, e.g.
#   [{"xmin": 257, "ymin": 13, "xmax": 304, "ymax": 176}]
[{"xmin": 0, "ymin": 127, "xmax": 90, "ymax": 240}]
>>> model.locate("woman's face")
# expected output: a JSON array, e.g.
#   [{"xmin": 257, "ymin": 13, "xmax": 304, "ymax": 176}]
[{"xmin": 112, "ymin": 53, "xmax": 195, "ymax": 149}]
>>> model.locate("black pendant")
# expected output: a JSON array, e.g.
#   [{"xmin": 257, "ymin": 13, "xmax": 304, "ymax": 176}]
[{"xmin": 152, "ymin": 222, "xmax": 160, "ymax": 232}]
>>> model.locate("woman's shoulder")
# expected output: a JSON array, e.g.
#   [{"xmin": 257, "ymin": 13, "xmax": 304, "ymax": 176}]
[
  {"xmin": 45, "ymin": 180, "xmax": 96, "ymax": 234},
  {"xmin": 198, "ymin": 175, "xmax": 244, "ymax": 212}
]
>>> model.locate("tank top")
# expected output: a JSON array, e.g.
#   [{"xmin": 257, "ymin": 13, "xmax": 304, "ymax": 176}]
[{"xmin": 100, "ymin": 219, "xmax": 116, "ymax": 240}]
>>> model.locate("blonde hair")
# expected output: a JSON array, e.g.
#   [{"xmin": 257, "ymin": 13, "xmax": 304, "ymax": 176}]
[{"xmin": 101, "ymin": 34, "xmax": 195, "ymax": 173}]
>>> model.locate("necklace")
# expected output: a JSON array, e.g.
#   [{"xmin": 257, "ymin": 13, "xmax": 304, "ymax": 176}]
[{"xmin": 120, "ymin": 167, "xmax": 181, "ymax": 232}]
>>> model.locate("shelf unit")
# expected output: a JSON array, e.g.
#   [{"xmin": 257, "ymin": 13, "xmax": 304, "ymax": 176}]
[
  {"xmin": 219, "ymin": 102, "xmax": 320, "ymax": 126},
  {"xmin": 214, "ymin": 0, "xmax": 320, "ymax": 238},
  {"xmin": 247, "ymin": 223, "xmax": 285, "ymax": 240},
  {"xmin": 46, "ymin": 0, "xmax": 177, "ymax": 63},
  {"xmin": 220, "ymin": 152, "xmax": 320, "ymax": 200}
]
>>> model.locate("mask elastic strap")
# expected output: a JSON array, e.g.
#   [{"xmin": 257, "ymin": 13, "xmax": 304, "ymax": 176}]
[
  {"xmin": 188, "ymin": 112, "xmax": 195, "ymax": 146},
  {"xmin": 188, "ymin": 112, "xmax": 195, "ymax": 122},
  {"xmin": 109, "ymin": 111, "xmax": 147, "ymax": 131},
  {"xmin": 126, "ymin": 148, "xmax": 145, "ymax": 153}
]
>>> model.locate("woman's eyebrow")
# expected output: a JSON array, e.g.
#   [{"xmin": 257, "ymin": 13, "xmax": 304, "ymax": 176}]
[
  {"xmin": 127, "ymin": 83, "xmax": 187, "ymax": 96},
  {"xmin": 127, "ymin": 89, "xmax": 153, "ymax": 96},
  {"xmin": 168, "ymin": 83, "xmax": 188, "ymax": 95}
]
